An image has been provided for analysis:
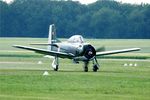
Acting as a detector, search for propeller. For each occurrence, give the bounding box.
[96,46,105,52]
[83,44,96,60]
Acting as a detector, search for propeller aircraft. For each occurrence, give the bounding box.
[13,24,140,72]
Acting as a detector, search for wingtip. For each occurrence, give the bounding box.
[12,45,25,48]
[13,45,20,47]
[135,48,141,51]
[130,48,141,51]
[12,45,17,47]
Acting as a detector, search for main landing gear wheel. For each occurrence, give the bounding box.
[52,56,59,71]
[84,62,89,72]
[84,66,88,72]
[93,64,98,72]
[54,65,58,71]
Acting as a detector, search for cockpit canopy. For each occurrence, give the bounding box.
[68,35,84,43]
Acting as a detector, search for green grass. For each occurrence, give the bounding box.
[0,38,150,100]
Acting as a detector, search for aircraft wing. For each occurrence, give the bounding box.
[13,45,75,59]
[96,48,140,56]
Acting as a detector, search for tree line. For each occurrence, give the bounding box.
[0,0,150,38]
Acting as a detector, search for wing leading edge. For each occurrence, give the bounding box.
[96,48,140,56]
[13,45,75,59]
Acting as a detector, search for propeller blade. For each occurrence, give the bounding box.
[96,46,105,52]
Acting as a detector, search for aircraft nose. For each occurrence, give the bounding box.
[83,45,96,60]
[88,51,93,55]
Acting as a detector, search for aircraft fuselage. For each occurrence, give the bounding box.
[53,42,96,61]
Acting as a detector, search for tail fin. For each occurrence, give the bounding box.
[48,24,59,50]
[48,24,56,44]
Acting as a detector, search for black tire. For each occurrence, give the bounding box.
[54,65,58,71]
[83,62,89,72]
[84,66,88,72]
[93,65,98,72]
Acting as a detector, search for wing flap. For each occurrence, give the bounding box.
[96,48,140,56]
[13,45,75,59]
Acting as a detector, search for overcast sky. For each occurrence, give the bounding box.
[3,0,150,4]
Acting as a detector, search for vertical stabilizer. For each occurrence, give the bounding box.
[48,24,57,50]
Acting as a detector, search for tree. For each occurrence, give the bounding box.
[0,0,150,38]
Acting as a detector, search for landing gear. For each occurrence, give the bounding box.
[92,58,99,72]
[93,64,99,72]
[84,66,88,72]
[54,65,58,71]
[83,59,100,72]
[52,56,59,71]
[83,61,89,72]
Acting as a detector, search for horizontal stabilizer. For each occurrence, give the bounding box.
[30,43,58,47]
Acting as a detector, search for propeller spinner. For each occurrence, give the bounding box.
[83,44,96,60]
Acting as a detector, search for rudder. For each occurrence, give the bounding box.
[48,24,57,50]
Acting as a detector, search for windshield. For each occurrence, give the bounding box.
[68,35,84,43]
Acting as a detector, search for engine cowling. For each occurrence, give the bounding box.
[83,45,96,60]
